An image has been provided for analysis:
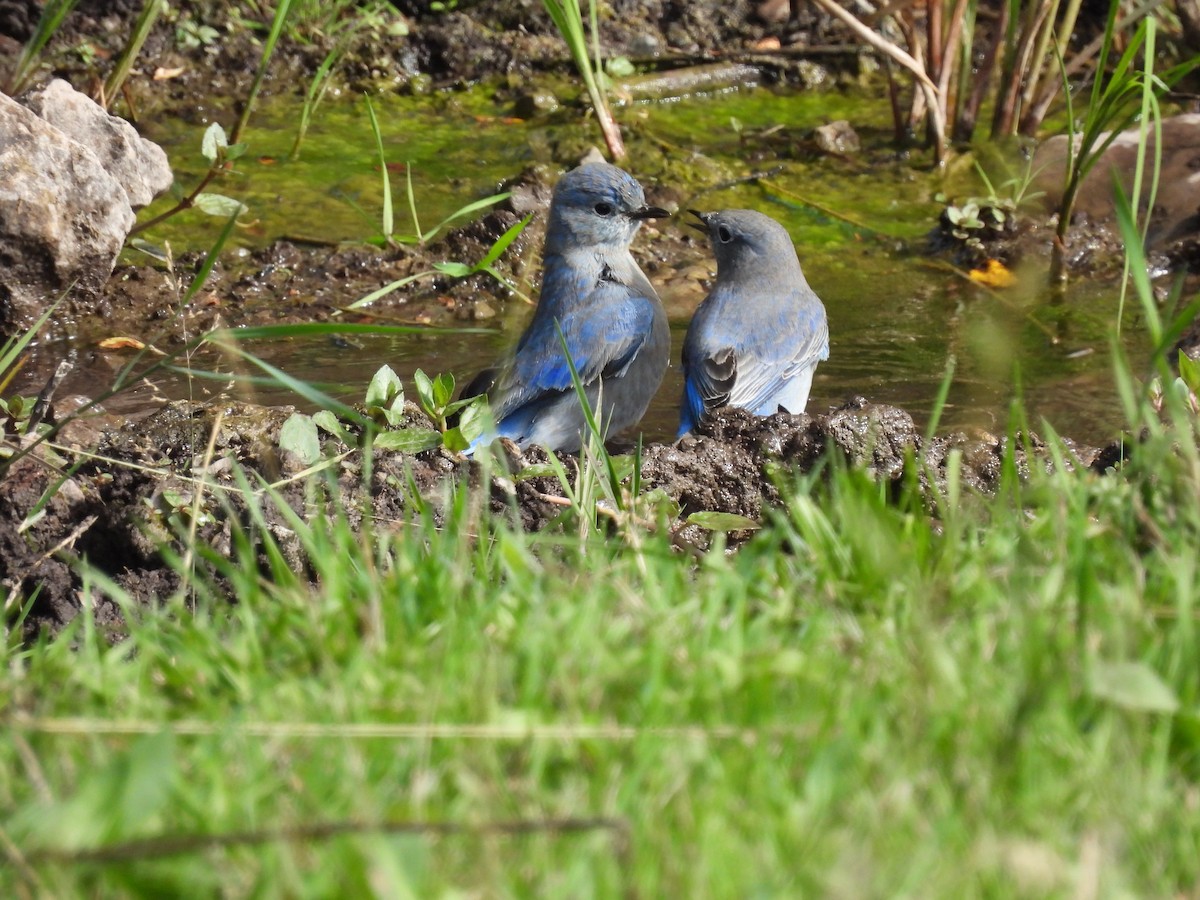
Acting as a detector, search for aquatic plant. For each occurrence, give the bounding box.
[129,123,248,237]
[934,158,1043,261]
[539,0,625,159]
[276,364,487,457]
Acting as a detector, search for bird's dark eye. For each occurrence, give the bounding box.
[717,225,733,243]
[594,202,615,216]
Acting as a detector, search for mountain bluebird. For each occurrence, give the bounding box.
[467,163,669,453]
[678,208,829,437]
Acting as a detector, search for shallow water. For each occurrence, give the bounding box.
[91,85,1155,445]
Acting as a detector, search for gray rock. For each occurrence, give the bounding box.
[0,80,173,334]
[20,79,173,209]
[814,119,861,155]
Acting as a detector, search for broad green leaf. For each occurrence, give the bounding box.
[200,122,228,162]
[279,413,321,465]
[194,193,247,218]
[311,409,352,445]
[442,425,470,452]
[1089,660,1179,714]
[374,428,442,454]
[412,369,435,413]
[365,365,403,409]
[456,400,486,442]
[685,511,762,532]
[442,396,478,417]
[116,731,177,836]
[432,372,455,408]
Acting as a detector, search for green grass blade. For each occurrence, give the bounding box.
[364,96,394,241]
[232,0,294,144]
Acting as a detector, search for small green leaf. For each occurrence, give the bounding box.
[161,489,188,509]
[432,372,455,409]
[685,511,762,532]
[225,142,248,161]
[365,365,403,409]
[374,428,443,453]
[194,193,247,217]
[412,369,435,413]
[201,122,228,162]
[1178,350,1200,394]
[1089,660,1179,714]
[311,409,352,444]
[442,396,478,417]
[606,55,635,78]
[456,400,486,442]
[442,426,470,452]
[279,413,321,465]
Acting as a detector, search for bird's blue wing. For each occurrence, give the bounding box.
[730,304,829,415]
[490,280,660,423]
[680,286,828,434]
[678,342,736,437]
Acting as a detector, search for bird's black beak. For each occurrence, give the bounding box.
[628,204,670,221]
[687,208,711,235]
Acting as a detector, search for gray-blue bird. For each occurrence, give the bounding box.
[679,209,829,437]
[467,163,669,453]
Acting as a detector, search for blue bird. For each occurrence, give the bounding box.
[467,163,670,453]
[678,209,829,437]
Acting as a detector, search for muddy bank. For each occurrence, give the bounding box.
[2,0,854,110]
[2,393,1115,642]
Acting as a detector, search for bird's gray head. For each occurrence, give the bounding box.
[689,208,803,279]
[545,163,667,254]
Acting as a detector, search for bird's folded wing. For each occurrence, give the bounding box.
[491,283,659,419]
[684,345,736,412]
[729,311,829,414]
